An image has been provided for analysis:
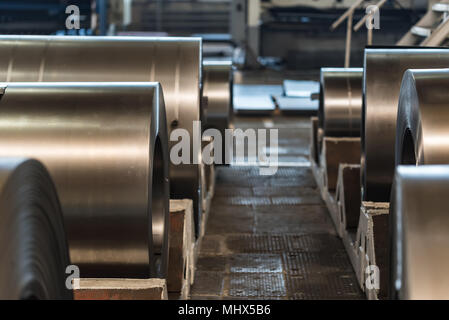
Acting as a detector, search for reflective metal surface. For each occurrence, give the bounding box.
[362,48,449,201]
[0,35,203,234]
[396,69,449,166]
[390,165,449,299]
[0,82,170,279]
[390,69,449,299]
[319,68,363,137]
[0,158,72,299]
[203,61,233,164]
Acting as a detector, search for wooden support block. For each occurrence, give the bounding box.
[309,118,390,300]
[336,164,361,237]
[200,166,215,240]
[201,162,215,214]
[200,135,216,239]
[320,137,360,191]
[354,201,389,300]
[73,278,167,300]
[168,199,195,299]
[310,117,319,164]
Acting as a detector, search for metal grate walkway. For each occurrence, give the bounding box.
[190,115,364,300]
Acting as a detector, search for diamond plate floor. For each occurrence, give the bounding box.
[190,115,364,300]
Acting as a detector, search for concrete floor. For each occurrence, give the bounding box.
[189,115,364,300]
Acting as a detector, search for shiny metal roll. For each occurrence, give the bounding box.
[390,165,449,299]
[396,69,449,166]
[362,48,449,202]
[0,158,72,299]
[0,35,203,235]
[203,61,233,164]
[319,67,363,137]
[0,82,170,279]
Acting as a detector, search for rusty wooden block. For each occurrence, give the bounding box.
[73,278,167,300]
[168,199,195,299]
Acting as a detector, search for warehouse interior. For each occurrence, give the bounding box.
[0,0,448,302]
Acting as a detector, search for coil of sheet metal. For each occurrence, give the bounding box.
[396,69,449,166]
[0,158,72,300]
[0,82,170,279]
[319,67,363,137]
[362,47,449,202]
[203,61,233,164]
[0,35,203,236]
[390,165,449,299]
[390,69,449,299]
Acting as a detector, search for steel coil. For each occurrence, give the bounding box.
[0,158,72,299]
[390,165,449,299]
[319,67,363,137]
[0,35,203,235]
[362,48,449,202]
[390,69,449,299]
[203,61,233,164]
[396,69,449,166]
[0,82,170,279]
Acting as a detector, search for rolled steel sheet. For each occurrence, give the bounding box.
[0,35,203,235]
[390,70,449,299]
[319,67,363,137]
[0,82,170,279]
[396,69,449,166]
[203,61,233,164]
[362,48,449,202]
[0,158,72,299]
[390,165,449,299]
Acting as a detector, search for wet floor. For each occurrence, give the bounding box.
[190,115,364,300]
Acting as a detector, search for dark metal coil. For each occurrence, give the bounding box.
[319,67,363,137]
[0,158,72,300]
[362,48,449,202]
[203,61,233,164]
[0,82,170,279]
[390,69,449,299]
[0,35,203,235]
[390,165,449,299]
[396,69,449,166]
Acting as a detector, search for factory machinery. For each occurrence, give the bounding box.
[315,46,449,299]
[0,35,233,299]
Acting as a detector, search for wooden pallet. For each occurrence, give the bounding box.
[338,201,389,300]
[318,165,389,300]
[353,201,389,300]
[309,118,390,300]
